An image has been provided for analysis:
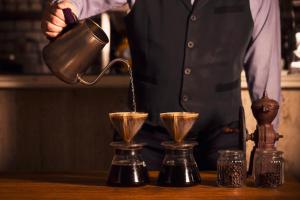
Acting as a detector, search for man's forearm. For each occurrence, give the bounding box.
[67,0,128,19]
[244,0,281,128]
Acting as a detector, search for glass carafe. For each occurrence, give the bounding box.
[217,150,246,187]
[254,150,284,188]
[157,141,201,187]
[106,142,149,186]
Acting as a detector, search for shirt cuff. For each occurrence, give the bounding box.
[68,0,83,18]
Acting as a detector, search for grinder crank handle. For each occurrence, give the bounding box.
[276,132,284,140]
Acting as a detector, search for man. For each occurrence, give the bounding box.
[42,0,281,170]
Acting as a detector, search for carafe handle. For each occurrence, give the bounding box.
[77,58,130,86]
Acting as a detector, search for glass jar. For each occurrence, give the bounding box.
[106,142,149,186]
[254,150,284,188]
[157,141,201,187]
[217,150,246,187]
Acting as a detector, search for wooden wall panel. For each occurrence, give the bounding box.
[0,88,299,172]
[0,91,17,171]
[0,88,128,172]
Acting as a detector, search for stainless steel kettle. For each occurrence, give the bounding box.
[42,8,129,85]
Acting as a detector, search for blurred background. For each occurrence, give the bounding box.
[0,0,299,180]
[0,0,131,75]
[1,0,300,74]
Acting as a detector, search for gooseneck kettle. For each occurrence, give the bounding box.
[43,8,129,85]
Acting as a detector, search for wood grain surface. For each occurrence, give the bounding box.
[0,172,299,200]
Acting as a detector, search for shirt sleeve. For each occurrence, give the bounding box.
[245,0,281,127]
[68,0,129,19]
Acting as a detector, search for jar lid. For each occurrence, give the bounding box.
[256,149,284,156]
[218,150,244,155]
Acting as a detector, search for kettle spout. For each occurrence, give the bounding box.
[77,58,131,86]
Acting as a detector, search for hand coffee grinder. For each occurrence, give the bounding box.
[247,91,283,175]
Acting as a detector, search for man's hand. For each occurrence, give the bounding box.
[41,1,78,38]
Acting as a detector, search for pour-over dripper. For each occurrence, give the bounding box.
[109,112,148,144]
[107,112,149,187]
[158,112,201,187]
[160,112,199,143]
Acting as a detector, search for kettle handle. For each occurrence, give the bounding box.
[46,8,78,41]
[76,58,131,86]
[62,8,78,25]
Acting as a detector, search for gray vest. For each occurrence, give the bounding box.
[125,0,253,133]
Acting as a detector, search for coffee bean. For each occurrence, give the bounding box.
[255,162,282,188]
[217,162,246,187]
[256,172,281,187]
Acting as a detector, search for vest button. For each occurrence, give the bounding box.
[187,41,194,48]
[190,15,197,21]
[184,68,191,75]
[183,95,189,102]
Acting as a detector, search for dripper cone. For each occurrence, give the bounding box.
[109,112,148,144]
[160,112,199,143]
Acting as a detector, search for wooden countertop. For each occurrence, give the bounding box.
[0,172,299,200]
